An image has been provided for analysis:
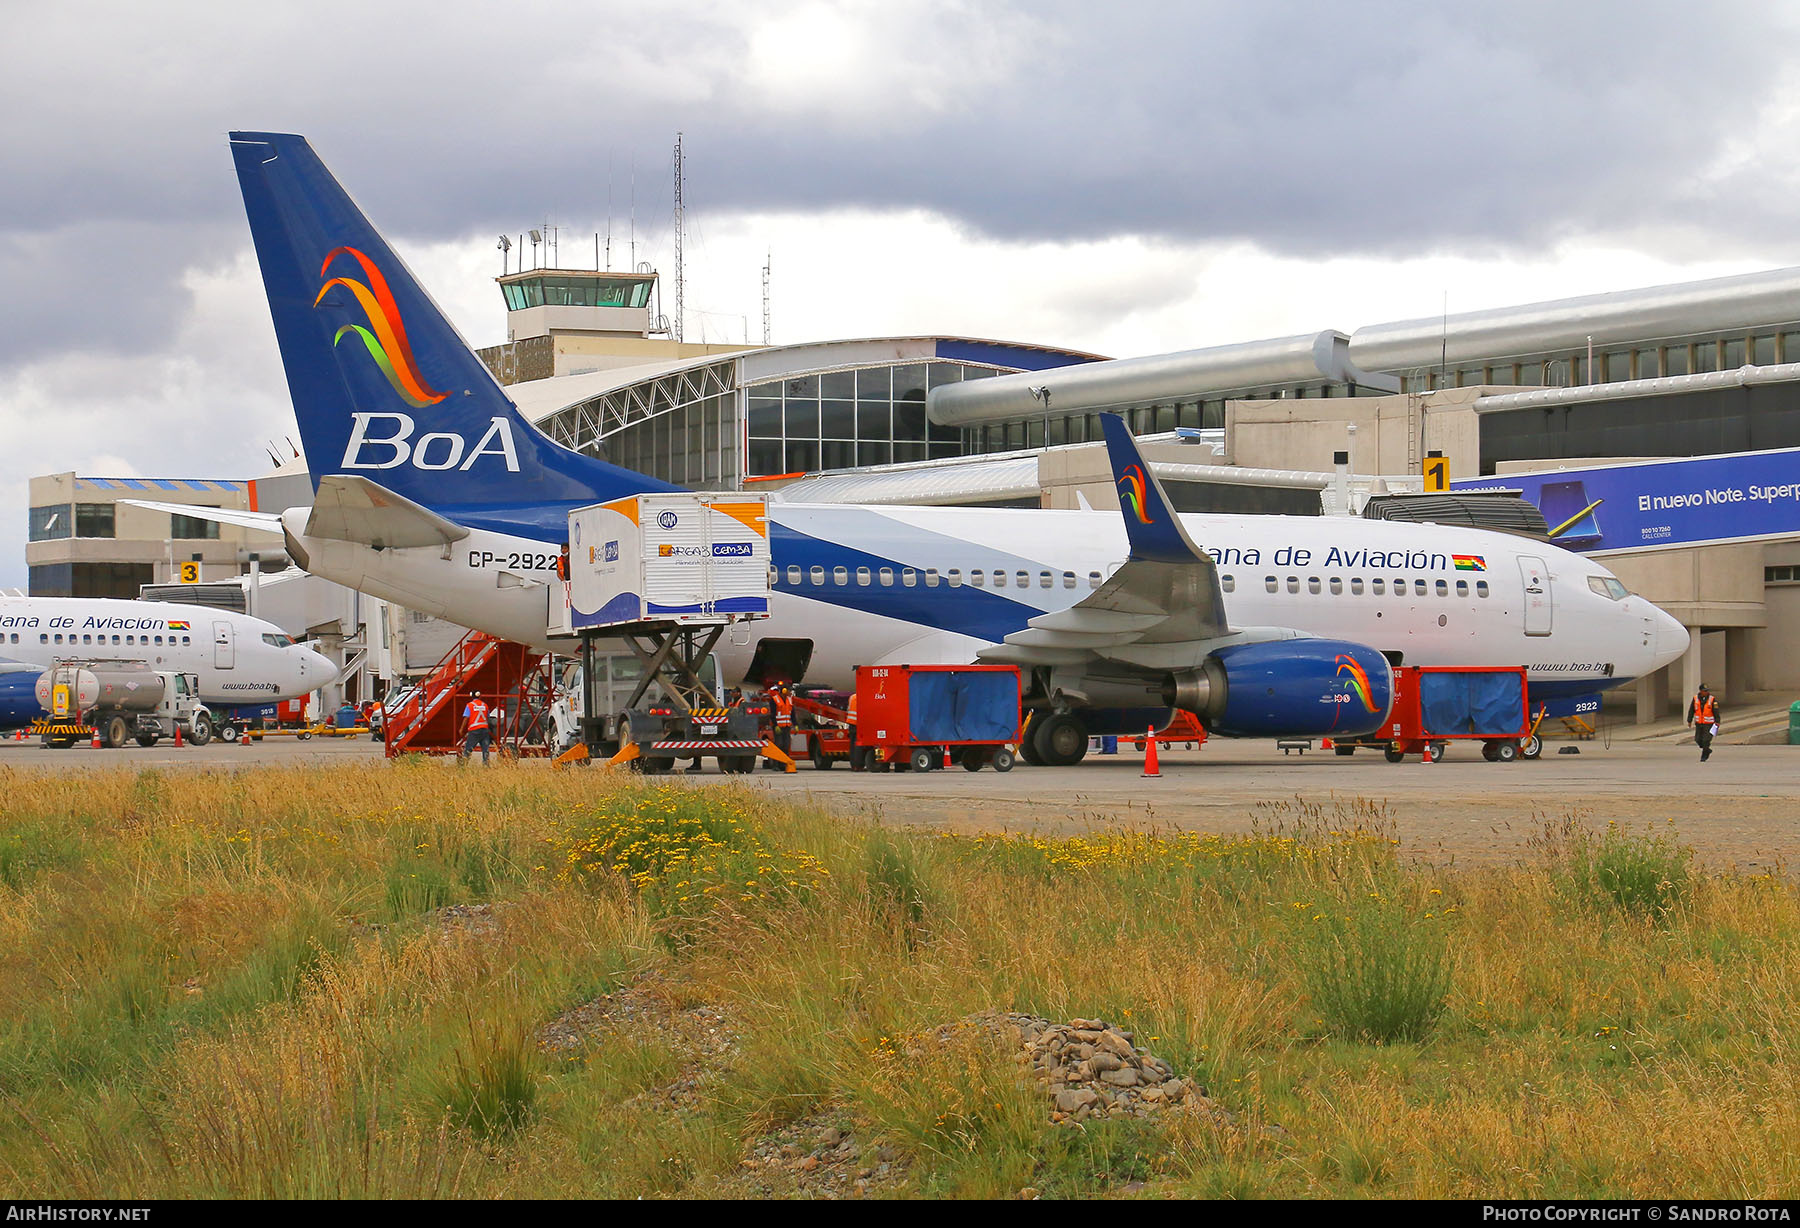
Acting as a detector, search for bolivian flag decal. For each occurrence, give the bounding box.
[1451,555,1486,572]
[167,620,191,631]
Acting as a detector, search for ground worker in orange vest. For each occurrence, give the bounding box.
[766,684,794,772]
[1686,683,1721,762]
[846,688,868,771]
[461,695,492,766]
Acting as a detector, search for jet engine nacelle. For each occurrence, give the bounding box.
[1162,639,1394,738]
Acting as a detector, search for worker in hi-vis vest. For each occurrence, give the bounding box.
[1686,683,1721,762]
[461,695,492,766]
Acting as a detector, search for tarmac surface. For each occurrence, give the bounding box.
[2,733,1795,874]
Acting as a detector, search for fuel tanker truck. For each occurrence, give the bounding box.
[34,662,213,748]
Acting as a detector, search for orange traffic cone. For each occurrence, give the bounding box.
[174,721,183,748]
[1420,742,1432,766]
[1141,726,1161,778]
[13,728,22,742]
[1321,737,1335,750]
[90,726,102,749]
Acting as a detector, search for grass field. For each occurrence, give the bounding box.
[0,761,1795,1199]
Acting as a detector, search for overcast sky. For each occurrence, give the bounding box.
[4,0,1799,588]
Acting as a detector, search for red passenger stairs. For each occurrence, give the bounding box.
[384,631,556,758]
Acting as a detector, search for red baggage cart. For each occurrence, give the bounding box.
[854,664,1021,772]
[1342,665,1530,763]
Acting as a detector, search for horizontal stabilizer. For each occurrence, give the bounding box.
[119,500,284,534]
[305,475,470,549]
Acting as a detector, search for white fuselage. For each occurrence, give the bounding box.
[282,503,1688,699]
[0,597,335,705]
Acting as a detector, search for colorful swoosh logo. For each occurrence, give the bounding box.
[1335,654,1379,713]
[314,246,447,408]
[1117,464,1153,524]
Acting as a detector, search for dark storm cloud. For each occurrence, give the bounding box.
[0,0,1791,364]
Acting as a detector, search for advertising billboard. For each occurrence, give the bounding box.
[1455,447,1800,555]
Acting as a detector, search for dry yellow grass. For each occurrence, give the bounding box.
[0,762,1796,1198]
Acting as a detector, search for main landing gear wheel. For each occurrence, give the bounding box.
[1030,713,1089,767]
[1519,734,1543,760]
[1018,719,1044,766]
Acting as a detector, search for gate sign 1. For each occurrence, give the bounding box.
[1455,446,1800,554]
[1423,456,1450,493]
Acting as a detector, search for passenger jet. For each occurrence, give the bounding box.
[128,131,1689,765]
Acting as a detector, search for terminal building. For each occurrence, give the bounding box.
[27,258,1800,724]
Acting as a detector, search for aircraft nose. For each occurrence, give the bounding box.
[1653,607,1690,673]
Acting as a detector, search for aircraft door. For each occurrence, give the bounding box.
[1518,556,1552,637]
[213,621,236,668]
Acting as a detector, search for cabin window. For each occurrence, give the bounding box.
[856,567,871,586]
[1088,571,1102,588]
[1286,577,1299,594]
[1350,578,1364,595]
[54,634,63,644]
[154,636,163,645]
[182,636,191,644]
[948,569,962,586]
[1329,578,1342,595]
[878,568,894,586]
[925,568,940,587]
[1062,571,1076,589]
[809,566,824,585]
[1371,579,1384,595]
[1222,575,1235,593]
[1414,579,1427,596]
[1435,579,1448,596]
[1039,571,1052,589]
[993,570,1007,587]
[1307,577,1321,595]
[1017,570,1030,588]
[833,566,848,585]
[82,635,92,645]
[1265,576,1278,593]
[970,570,985,587]
[783,566,798,584]
[901,569,916,587]
[1477,580,1490,597]
[40,634,48,644]
[1456,579,1468,597]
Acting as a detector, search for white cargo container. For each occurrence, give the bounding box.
[564,493,771,632]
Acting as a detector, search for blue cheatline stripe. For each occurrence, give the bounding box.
[1527,677,1634,703]
[768,522,1040,643]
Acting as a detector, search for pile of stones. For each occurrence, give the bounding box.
[959,1011,1215,1125]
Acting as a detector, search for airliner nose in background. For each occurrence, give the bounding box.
[0,596,333,709]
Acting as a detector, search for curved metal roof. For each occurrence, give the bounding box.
[926,331,1397,427]
[1349,265,1800,371]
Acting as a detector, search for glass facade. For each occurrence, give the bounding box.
[28,505,70,541]
[1400,328,1796,393]
[501,275,653,311]
[744,361,969,477]
[29,562,153,599]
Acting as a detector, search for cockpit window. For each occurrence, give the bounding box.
[261,633,295,647]
[1587,576,1630,601]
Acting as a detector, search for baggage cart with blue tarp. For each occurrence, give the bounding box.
[1338,665,1530,763]
[854,664,1021,772]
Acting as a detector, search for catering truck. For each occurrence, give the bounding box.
[34,661,213,748]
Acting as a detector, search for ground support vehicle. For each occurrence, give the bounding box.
[852,664,1021,772]
[33,661,212,748]
[1128,710,1210,755]
[558,491,781,774]
[1334,665,1529,764]
[783,689,857,769]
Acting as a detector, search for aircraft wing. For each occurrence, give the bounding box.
[119,500,285,534]
[979,413,1229,670]
[305,474,469,549]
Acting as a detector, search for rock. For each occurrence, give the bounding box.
[1140,1087,1164,1103]
[1019,1187,1040,1200]
[1099,1067,1140,1087]
[1089,1051,1124,1073]
[1097,1031,1135,1058]
[818,1126,845,1147]
[1071,1029,1104,1043]
[798,1156,819,1173]
[1055,1087,1100,1112]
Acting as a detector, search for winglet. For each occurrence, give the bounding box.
[1098,413,1210,563]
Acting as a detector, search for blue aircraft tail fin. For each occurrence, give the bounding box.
[229,132,672,535]
[1097,413,1210,563]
